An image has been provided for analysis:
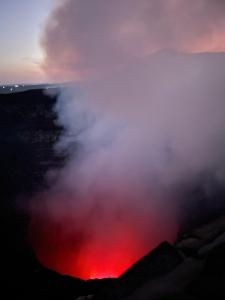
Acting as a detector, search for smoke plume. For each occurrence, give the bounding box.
[42,0,225,81]
[30,1,225,279]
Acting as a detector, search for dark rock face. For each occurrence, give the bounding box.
[94,242,184,300]
[194,242,225,299]
[0,89,62,239]
[0,89,65,298]
[0,88,62,197]
[91,215,225,300]
[120,241,183,283]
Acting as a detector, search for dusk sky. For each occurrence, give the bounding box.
[1,0,225,84]
[0,0,53,84]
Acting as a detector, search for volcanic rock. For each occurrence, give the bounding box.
[93,242,184,299]
[91,214,225,300]
[121,214,225,300]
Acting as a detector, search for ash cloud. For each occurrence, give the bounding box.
[30,0,225,279]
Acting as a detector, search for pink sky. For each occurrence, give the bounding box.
[41,0,225,82]
[1,0,225,84]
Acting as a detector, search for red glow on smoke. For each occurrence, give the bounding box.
[29,194,177,280]
[31,219,141,279]
[72,227,143,279]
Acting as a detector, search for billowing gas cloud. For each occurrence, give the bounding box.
[30,1,225,280]
[42,0,225,80]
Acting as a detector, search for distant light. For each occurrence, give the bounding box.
[14,84,19,88]
[2,86,5,89]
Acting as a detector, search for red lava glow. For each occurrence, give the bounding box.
[29,192,177,280]
[29,211,176,280]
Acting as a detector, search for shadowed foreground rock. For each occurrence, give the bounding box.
[93,242,184,300]
[89,215,225,300]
